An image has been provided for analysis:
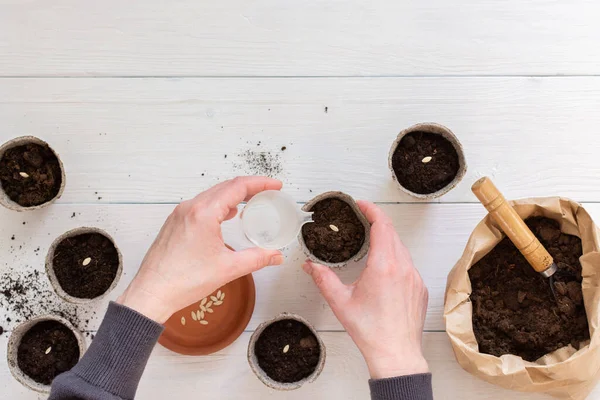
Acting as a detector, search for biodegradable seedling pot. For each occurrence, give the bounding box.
[7,315,85,393]
[0,136,66,211]
[248,313,326,391]
[388,122,467,199]
[46,227,123,304]
[299,191,370,267]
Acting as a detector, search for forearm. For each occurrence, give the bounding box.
[49,302,164,400]
[370,373,433,400]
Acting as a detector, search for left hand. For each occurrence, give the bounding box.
[117,176,285,323]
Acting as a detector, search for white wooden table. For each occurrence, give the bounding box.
[2,1,600,398]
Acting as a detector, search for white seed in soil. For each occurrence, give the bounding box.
[201,298,207,306]
[421,156,433,163]
[329,224,339,232]
[181,316,186,326]
[210,296,218,302]
[283,344,290,354]
[45,347,52,354]
[206,308,214,313]
[191,311,198,321]
[213,300,223,306]
[82,257,92,266]
[19,172,30,178]
[199,320,209,325]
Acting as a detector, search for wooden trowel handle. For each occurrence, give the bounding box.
[471,177,554,274]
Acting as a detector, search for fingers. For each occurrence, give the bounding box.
[356,200,412,272]
[302,260,351,309]
[209,176,283,222]
[224,207,238,221]
[228,248,284,278]
[356,200,397,256]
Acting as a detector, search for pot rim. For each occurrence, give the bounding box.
[298,191,371,267]
[0,136,66,212]
[247,312,326,391]
[388,122,467,200]
[45,227,123,304]
[7,314,86,394]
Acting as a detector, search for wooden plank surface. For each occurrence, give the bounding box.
[1,332,575,400]
[0,203,490,333]
[3,77,600,203]
[1,0,600,77]
[2,202,599,335]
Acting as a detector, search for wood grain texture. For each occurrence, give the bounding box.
[1,0,600,76]
[0,203,487,333]
[2,202,599,335]
[3,77,600,203]
[1,332,578,400]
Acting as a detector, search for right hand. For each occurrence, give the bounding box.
[302,200,429,379]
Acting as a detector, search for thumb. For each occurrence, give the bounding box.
[302,260,350,309]
[229,248,284,277]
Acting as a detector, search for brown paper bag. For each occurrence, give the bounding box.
[444,197,600,399]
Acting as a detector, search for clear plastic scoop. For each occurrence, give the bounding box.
[241,190,313,249]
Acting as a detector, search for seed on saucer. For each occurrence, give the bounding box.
[181,316,186,326]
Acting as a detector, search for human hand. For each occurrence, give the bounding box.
[117,176,285,324]
[302,200,429,379]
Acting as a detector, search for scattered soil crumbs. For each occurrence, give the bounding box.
[391,131,459,194]
[255,319,320,383]
[17,320,79,385]
[0,326,3,336]
[237,149,283,178]
[469,217,589,362]
[0,143,62,207]
[0,268,90,328]
[53,233,119,299]
[302,198,365,263]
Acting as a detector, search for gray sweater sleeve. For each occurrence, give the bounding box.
[49,301,164,400]
[50,301,432,400]
[370,373,433,400]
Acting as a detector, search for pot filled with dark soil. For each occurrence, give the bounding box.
[248,313,325,390]
[7,315,85,393]
[389,123,467,199]
[299,191,370,267]
[0,136,66,211]
[444,198,600,399]
[46,227,123,304]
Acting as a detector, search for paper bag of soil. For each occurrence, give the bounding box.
[444,197,600,399]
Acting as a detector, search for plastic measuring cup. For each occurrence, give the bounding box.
[241,191,313,249]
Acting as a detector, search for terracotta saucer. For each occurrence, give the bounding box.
[158,274,256,355]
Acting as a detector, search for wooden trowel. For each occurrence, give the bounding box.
[471,177,558,298]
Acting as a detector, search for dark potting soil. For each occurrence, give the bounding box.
[469,217,589,362]
[17,320,79,385]
[391,131,460,195]
[302,198,365,264]
[255,319,321,383]
[0,143,62,207]
[53,233,119,299]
